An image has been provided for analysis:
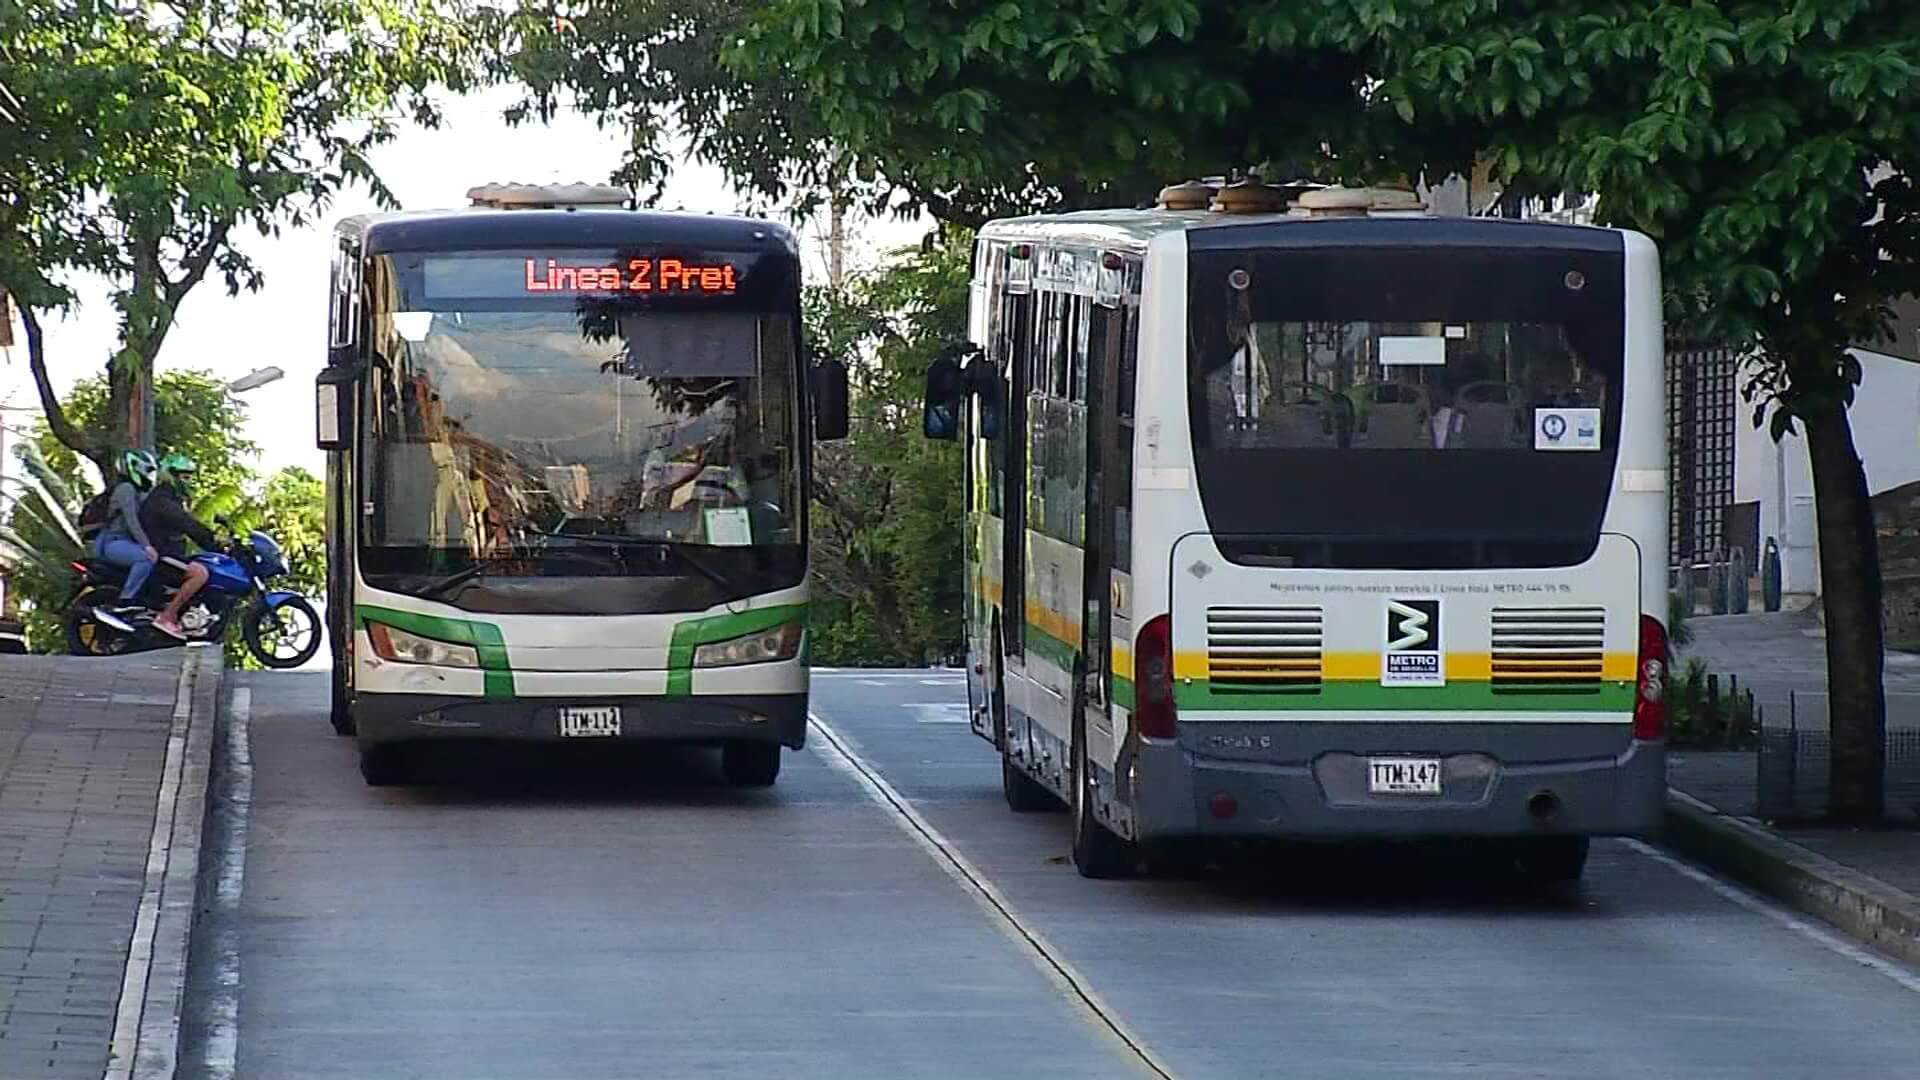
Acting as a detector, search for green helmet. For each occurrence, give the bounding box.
[157,452,198,486]
[119,449,159,491]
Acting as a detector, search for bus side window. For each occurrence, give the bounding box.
[1113,302,1138,574]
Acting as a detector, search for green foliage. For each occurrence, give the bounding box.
[1667,657,1761,750]
[806,232,971,666]
[0,0,485,464]
[487,1,854,212]
[0,371,324,665]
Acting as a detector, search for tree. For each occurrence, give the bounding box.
[1,0,482,475]
[1348,1,1920,822]
[734,0,1919,820]
[803,232,970,666]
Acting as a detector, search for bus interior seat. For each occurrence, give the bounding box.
[1456,381,1529,448]
[1354,382,1429,448]
[1255,383,1348,447]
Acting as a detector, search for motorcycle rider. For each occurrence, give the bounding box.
[139,453,220,639]
[92,449,162,614]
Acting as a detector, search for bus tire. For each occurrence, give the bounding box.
[1070,721,1136,879]
[722,742,781,787]
[1515,836,1589,884]
[1002,752,1056,812]
[329,655,355,736]
[359,744,413,787]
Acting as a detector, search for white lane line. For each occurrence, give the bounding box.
[1623,839,1920,995]
[808,712,1174,1080]
[197,687,254,1079]
[107,652,198,1080]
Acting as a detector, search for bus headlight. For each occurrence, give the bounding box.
[367,622,480,668]
[693,622,804,668]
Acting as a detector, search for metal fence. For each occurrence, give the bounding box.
[1755,691,1920,822]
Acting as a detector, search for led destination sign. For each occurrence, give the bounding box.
[524,257,738,295]
[419,252,749,300]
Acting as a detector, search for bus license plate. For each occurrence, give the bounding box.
[1367,757,1442,795]
[559,706,621,738]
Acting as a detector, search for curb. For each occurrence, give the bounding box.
[104,645,225,1080]
[1663,787,1920,970]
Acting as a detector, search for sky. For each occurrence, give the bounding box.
[0,86,930,483]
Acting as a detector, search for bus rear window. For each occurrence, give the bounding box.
[1184,243,1627,570]
[1191,321,1606,452]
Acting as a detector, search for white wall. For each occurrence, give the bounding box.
[1736,347,1920,593]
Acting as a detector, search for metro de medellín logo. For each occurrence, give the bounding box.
[1383,598,1444,687]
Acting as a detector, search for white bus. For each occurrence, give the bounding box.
[923,183,1669,880]
[316,183,846,786]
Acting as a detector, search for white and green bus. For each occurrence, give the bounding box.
[316,183,846,786]
[924,184,1669,880]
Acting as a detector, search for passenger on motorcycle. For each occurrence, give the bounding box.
[93,449,162,614]
[140,453,220,640]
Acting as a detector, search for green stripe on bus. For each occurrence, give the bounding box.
[1021,621,1079,671]
[1111,673,1136,710]
[666,603,810,697]
[1173,680,1636,713]
[355,605,514,699]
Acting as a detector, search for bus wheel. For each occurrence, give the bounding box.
[722,742,781,787]
[1514,836,1589,885]
[359,744,413,787]
[329,656,355,737]
[1070,725,1136,879]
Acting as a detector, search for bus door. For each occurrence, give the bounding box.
[996,251,1033,675]
[1080,258,1138,772]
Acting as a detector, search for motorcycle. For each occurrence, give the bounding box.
[64,523,323,668]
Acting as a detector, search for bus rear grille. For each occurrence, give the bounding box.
[1490,606,1606,693]
[1206,606,1322,691]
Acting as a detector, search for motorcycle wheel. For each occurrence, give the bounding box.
[243,596,324,669]
[65,589,131,657]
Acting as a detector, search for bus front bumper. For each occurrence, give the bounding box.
[353,692,808,750]
[1128,727,1664,841]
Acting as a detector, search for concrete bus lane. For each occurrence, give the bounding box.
[181,672,1154,1080]
[810,669,1920,1080]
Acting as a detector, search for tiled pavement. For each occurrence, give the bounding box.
[0,655,188,1080]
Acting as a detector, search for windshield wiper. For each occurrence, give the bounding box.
[548,533,740,593]
[416,563,485,602]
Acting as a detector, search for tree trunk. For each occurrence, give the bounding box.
[1802,401,1886,823]
[17,305,113,479]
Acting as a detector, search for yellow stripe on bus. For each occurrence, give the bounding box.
[1172,652,1638,682]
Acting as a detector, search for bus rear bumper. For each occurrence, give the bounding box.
[1129,737,1664,841]
[353,691,809,750]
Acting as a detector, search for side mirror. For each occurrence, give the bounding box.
[966,359,1003,441]
[812,357,850,441]
[922,351,965,441]
[314,364,358,451]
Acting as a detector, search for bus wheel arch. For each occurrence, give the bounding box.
[1070,707,1136,878]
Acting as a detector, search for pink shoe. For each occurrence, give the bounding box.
[153,618,187,640]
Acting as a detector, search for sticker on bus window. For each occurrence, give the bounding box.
[1534,407,1601,451]
[703,507,753,546]
[1379,336,1446,366]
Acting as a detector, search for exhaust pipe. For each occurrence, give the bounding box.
[1526,790,1562,823]
[92,608,138,634]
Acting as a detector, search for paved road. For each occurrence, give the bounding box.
[186,669,1920,1079]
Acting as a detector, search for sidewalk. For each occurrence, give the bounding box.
[1667,611,1920,967]
[0,649,220,1080]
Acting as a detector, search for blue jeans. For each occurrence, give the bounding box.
[94,535,155,602]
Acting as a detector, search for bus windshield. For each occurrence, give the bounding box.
[357,248,803,603]
[1186,243,1625,569]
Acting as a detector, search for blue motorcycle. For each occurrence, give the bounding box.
[65,524,323,668]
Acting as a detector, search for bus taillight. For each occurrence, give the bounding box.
[1634,614,1668,740]
[1135,614,1177,739]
